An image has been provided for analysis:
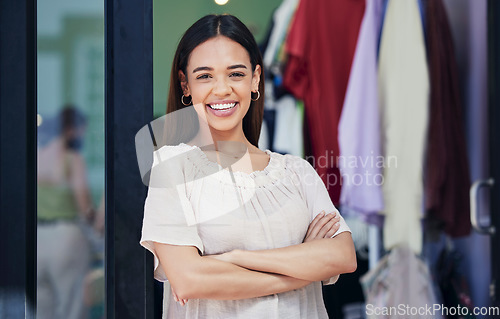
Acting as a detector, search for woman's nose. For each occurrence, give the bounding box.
[212,78,232,96]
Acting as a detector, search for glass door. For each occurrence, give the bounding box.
[36,1,105,318]
[0,1,154,318]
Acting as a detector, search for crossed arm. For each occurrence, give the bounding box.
[154,211,356,303]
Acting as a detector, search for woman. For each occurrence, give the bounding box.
[140,14,356,318]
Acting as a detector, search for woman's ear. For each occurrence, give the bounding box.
[178,70,190,96]
[252,65,261,92]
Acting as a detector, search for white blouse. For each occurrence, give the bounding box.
[140,143,351,319]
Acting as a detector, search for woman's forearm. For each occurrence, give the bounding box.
[221,232,357,282]
[154,243,311,301]
[185,257,311,300]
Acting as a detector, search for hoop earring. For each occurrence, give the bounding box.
[251,90,260,101]
[181,94,192,106]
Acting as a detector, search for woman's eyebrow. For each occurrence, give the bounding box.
[192,66,213,73]
[227,64,247,70]
[192,64,247,73]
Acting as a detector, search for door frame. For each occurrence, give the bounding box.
[488,0,500,307]
[0,0,37,317]
[105,0,156,318]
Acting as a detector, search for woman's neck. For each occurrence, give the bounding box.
[190,121,253,152]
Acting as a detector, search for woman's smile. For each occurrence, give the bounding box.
[206,100,239,117]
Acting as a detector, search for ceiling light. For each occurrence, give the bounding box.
[215,0,229,5]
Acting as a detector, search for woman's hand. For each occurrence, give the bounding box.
[303,211,341,243]
[171,285,188,306]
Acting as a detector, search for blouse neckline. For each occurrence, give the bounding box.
[178,142,286,188]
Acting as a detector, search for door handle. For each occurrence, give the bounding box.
[470,178,495,235]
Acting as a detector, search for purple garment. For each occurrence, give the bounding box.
[338,0,385,225]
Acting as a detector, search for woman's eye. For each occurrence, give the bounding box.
[196,74,211,80]
[229,72,245,78]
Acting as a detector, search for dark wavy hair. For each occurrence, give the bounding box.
[163,14,265,147]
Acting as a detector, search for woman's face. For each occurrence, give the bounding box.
[180,36,261,136]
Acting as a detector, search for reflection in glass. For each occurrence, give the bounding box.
[37,1,104,318]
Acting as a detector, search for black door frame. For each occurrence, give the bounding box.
[488,0,500,307]
[105,0,156,318]
[0,0,37,317]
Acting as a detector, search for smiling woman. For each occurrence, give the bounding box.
[139,14,356,319]
[181,36,261,136]
[164,14,265,149]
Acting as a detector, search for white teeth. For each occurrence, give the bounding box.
[209,103,236,110]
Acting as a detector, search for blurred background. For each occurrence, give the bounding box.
[37,0,105,318]
[1,0,499,318]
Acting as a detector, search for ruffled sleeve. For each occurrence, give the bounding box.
[288,155,351,235]
[140,145,204,282]
[286,155,352,285]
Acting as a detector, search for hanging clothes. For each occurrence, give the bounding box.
[338,0,385,224]
[376,0,389,57]
[360,245,443,319]
[283,0,365,205]
[423,0,471,239]
[378,0,429,254]
[258,119,270,151]
[273,95,304,157]
[262,108,276,151]
[263,0,299,70]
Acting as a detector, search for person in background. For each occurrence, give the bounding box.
[37,106,94,319]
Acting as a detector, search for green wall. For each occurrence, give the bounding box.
[153,0,282,117]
